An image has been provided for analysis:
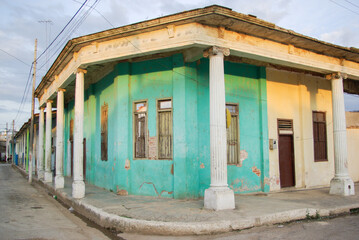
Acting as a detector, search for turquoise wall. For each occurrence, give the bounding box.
[63,54,269,198]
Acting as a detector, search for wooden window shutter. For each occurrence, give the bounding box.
[158,99,173,159]
[312,111,327,162]
[101,103,108,161]
[134,101,147,158]
[226,104,239,164]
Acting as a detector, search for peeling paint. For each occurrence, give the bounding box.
[124,159,130,170]
[264,176,280,187]
[252,166,261,176]
[200,163,205,169]
[139,182,173,196]
[229,178,260,192]
[238,150,248,167]
[170,164,174,175]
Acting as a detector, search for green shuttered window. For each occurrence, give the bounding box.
[134,101,147,158]
[157,99,173,159]
[226,103,240,164]
[101,103,108,161]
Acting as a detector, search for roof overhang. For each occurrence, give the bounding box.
[34,5,359,107]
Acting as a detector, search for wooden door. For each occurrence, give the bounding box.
[278,134,295,188]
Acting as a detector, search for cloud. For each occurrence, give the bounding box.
[320,27,359,48]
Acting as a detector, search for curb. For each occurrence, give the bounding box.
[12,164,359,235]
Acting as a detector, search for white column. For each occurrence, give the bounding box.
[72,68,86,199]
[328,73,355,196]
[203,46,235,210]
[55,89,65,189]
[37,107,45,179]
[44,100,53,182]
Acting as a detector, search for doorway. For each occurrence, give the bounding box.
[277,119,295,188]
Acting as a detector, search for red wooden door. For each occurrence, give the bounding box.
[278,134,295,188]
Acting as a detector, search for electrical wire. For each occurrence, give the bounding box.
[71,0,114,28]
[37,0,100,71]
[36,0,89,62]
[0,48,31,67]
[13,63,33,122]
[329,0,359,15]
[344,0,359,9]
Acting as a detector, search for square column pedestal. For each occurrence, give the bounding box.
[330,177,354,196]
[204,187,235,210]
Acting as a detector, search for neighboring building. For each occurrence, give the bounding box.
[15,112,56,174]
[32,5,358,210]
[346,111,359,183]
[0,132,8,161]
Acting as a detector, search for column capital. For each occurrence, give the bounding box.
[325,72,348,80]
[57,88,66,93]
[203,46,230,58]
[75,68,87,75]
[47,100,53,104]
[40,106,45,110]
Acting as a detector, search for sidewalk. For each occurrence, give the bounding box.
[13,165,359,236]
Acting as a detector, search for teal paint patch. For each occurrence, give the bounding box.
[62,54,268,198]
[197,58,211,196]
[224,61,269,194]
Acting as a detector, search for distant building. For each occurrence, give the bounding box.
[29,5,358,209]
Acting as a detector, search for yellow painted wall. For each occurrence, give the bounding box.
[267,68,334,191]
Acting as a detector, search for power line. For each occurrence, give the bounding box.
[36,0,89,62]
[38,0,101,71]
[0,48,31,67]
[329,0,359,16]
[71,0,114,28]
[345,0,359,9]
[13,63,33,123]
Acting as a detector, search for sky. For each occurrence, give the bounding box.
[1,0,359,131]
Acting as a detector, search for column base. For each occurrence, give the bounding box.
[204,187,235,210]
[37,169,44,180]
[54,175,64,189]
[72,180,85,199]
[329,177,355,196]
[43,171,53,183]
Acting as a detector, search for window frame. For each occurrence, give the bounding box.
[133,100,148,159]
[101,102,108,161]
[226,103,240,165]
[312,111,328,162]
[156,98,173,160]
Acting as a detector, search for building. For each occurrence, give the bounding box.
[15,113,56,174]
[32,5,358,210]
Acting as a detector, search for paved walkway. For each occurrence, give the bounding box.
[13,165,359,235]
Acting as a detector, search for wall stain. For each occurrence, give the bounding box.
[116,186,128,196]
[170,164,174,175]
[252,166,261,177]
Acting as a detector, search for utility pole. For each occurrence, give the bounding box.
[12,120,14,164]
[5,123,8,163]
[29,39,37,183]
